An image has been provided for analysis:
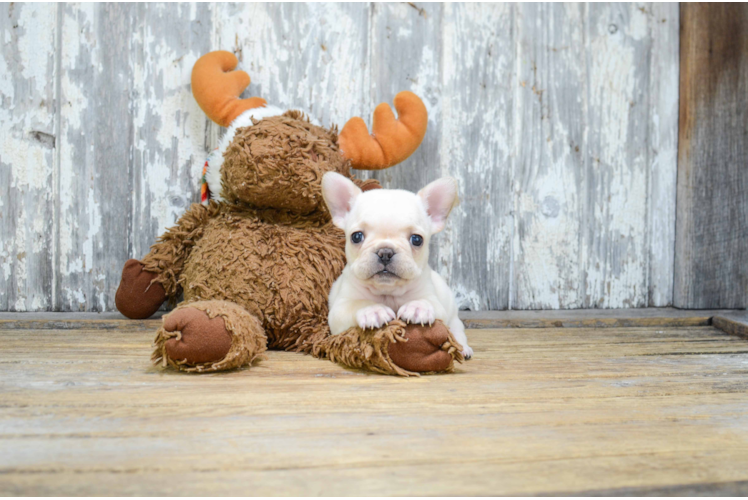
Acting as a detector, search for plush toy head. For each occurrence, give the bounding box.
[191,51,429,213]
[222,112,348,213]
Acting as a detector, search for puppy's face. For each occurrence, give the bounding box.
[322,173,458,292]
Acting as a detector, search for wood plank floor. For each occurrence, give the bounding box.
[2,319,748,495]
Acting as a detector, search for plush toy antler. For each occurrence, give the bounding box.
[191,51,266,127]
[339,91,428,170]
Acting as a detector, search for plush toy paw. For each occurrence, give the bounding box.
[115,259,166,319]
[162,307,233,364]
[152,300,267,373]
[388,321,463,373]
[320,319,463,376]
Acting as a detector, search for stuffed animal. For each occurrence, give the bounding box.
[115,51,464,376]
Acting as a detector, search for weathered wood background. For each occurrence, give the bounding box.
[0,3,687,311]
[675,3,748,309]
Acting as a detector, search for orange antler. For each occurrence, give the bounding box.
[191,51,266,127]
[339,91,428,170]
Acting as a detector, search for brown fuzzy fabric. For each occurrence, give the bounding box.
[178,202,345,353]
[141,202,220,301]
[316,319,464,377]
[222,112,350,214]
[138,114,379,308]
[152,300,267,373]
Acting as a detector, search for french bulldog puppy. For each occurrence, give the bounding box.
[321,173,473,359]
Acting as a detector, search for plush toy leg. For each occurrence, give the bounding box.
[316,320,464,377]
[115,259,167,319]
[152,300,267,373]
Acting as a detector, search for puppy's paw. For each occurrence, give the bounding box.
[356,304,396,330]
[461,345,474,360]
[397,300,436,326]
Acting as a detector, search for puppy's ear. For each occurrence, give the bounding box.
[417,177,459,233]
[321,172,362,229]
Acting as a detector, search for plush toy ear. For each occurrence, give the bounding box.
[417,177,459,234]
[321,172,362,229]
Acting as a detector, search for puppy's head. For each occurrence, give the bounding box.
[322,172,458,291]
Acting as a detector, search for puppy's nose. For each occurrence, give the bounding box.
[377,247,395,265]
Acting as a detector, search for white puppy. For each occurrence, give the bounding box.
[321,173,472,359]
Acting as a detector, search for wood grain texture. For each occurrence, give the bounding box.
[214,3,370,131]
[712,311,748,340]
[56,4,213,312]
[572,480,748,497]
[512,3,588,309]
[437,3,515,310]
[56,3,137,311]
[585,3,674,309]
[0,3,681,311]
[674,3,748,309]
[2,320,748,495]
[512,3,679,309]
[647,3,680,307]
[129,4,215,262]
[0,3,58,311]
[459,307,732,329]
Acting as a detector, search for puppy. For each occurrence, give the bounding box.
[321,173,472,359]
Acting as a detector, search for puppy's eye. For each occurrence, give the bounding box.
[351,231,364,244]
[410,234,424,247]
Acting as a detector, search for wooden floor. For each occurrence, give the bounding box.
[3,316,748,496]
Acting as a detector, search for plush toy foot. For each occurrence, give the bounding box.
[388,322,463,373]
[115,259,167,319]
[319,320,464,376]
[152,300,267,373]
[162,307,233,364]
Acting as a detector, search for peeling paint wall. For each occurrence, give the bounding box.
[0,3,679,311]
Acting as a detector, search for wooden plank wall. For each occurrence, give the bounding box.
[675,3,748,309]
[0,3,680,312]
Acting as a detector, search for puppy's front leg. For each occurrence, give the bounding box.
[397,298,445,326]
[448,316,473,360]
[329,300,396,335]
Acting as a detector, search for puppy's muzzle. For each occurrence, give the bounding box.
[371,247,400,278]
[377,247,395,265]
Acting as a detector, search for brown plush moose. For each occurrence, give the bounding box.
[115,51,464,376]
